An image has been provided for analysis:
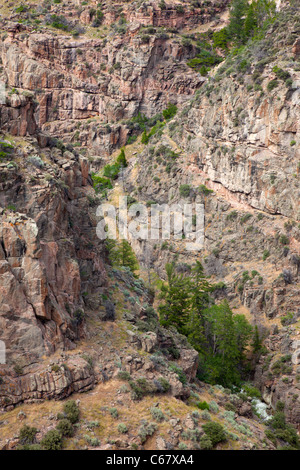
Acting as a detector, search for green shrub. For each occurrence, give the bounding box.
[162,103,177,120]
[15,5,26,13]
[199,434,213,450]
[117,370,131,381]
[129,377,156,400]
[19,425,38,445]
[27,155,44,169]
[168,364,187,384]
[267,411,300,449]
[263,249,270,260]
[109,408,119,419]
[209,401,219,414]
[281,312,295,326]
[138,421,157,443]
[63,400,80,424]
[156,377,171,393]
[202,422,227,447]
[267,79,279,91]
[146,200,157,207]
[103,163,121,180]
[272,66,290,82]
[197,401,210,411]
[279,234,289,245]
[84,435,100,447]
[178,442,188,450]
[243,384,261,399]
[240,213,252,224]
[179,184,191,198]
[91,174,112,194]
[41,430,63,450]
[226,210,238,221]
[187,48,223,71]
[276,401,285,412]
[118,423,128,434]
[56,419,74,437]
[201,411,211,421]
[49,14,70,32]
[150,407,165,422]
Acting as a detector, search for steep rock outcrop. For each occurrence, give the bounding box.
[0,131,107,367]
[0,23,203,155]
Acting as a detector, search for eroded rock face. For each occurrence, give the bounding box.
[254,328,300,428]
[0,93,37,137]
[174,79,300,220]
[292,38,300,58]
[0,356,96,409]
[115,0,231,30]
[0,24,203,156]
[0,132,107,368]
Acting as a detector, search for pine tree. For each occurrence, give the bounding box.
[158,263,191,335]
[233,314,253,358]
[244,3,257,38]
[201,301,243,386]
[158,263,253,386]
[106,239,139,276]
[252,0,276,29]
[105,238,118,264]
[187,261,212,353]
[190,261,212,325]
[116,148,128,168]
[116,240,139,275]
[228,0,249,44]
[251,324,263,358]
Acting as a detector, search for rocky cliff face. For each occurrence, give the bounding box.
[118,4,300,427]
[0,0,299,449]
[0,99,107,365]
[0,22,203,156]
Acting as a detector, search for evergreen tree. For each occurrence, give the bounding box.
[158,263,255,387]
[233,314,253,358]
[228,0,249,44]
[190,261,212,325]
[116,148,128,168]
[201,301,241,386]
[252,0,276,29]
[213,27,230,51]
[244,3,257,38]
[105,238,118,264]
[106,238,139,276]
[116,240,139,275]
[187,261,212,353]
[251,324,263,361]
[158,263,191,335]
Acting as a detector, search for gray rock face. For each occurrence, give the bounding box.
[0,135,107,369]
[0,27,203,156]
[140,332,158,353]
[0,356,96,409]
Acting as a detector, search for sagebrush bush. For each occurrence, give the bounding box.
[138,421,157,444]
[199,434,213,450]
[118,423,128,434]
[150,407,165,422]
